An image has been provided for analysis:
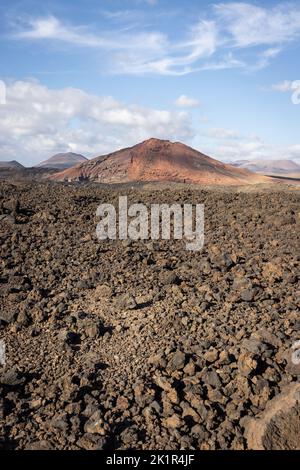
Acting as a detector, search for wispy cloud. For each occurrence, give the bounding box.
[271,80,298,92]
[200,52,245,71]
[14,16,218,76]
[249,47,282,71]
[14,16,166,52]
[114,20,218,75]
[214,2,300,47]
[10,2,300,75]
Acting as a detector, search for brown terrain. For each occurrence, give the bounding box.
[0,174,299,450]
[51,139,269,185]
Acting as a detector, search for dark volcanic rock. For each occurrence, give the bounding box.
[0,179,299,450]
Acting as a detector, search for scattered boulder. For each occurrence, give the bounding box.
[77,434,107,450]
[244,383,300,450]
[170,350,187,371]
[84,411,107,435]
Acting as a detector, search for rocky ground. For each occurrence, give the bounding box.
[0,180,299,450]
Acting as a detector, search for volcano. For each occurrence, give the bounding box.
[0,160,24,169]
[51,139,269,185]
[36,152,87,170]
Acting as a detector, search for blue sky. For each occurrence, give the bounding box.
[0,0,300,165]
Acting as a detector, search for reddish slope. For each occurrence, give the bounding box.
[51,139,269,185]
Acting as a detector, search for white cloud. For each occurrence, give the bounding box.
[208,127,240,139]
[248,47,282,71]
[197,126,300,163]
[14,16,166,52]
[205,135,300,163]
[175,95,200,108]
[0,80,193,166]
[98,20,218,76]
[271,80,298,92]
[200,52,245,71]
[262,47,282,59]
[216,140,266,160]
[13,16,218,76]
[214,2,300,48]
[142,0,157,5]
[11,3,300,75]
[286,144,300,161]
[0,80,298,166]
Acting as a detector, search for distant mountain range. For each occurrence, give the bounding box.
[231,159,300,176]
[0,160,25,169]
[36,152,87,170]
[50,138,269,185]
[2,148,298,184]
